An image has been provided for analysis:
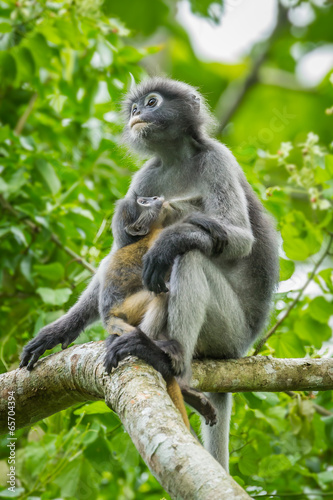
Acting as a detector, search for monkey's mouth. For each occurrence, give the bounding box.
[130,118,149,130]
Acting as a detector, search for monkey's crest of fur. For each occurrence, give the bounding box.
[122,77,216,143]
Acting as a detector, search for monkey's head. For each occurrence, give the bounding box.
[122,77,214,153]
[125,196,165,236]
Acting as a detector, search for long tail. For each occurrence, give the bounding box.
[166,377,190,429]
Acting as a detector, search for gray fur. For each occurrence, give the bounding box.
[117,77,279,470]
[20,78,279,472]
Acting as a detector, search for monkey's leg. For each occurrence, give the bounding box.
[104,292,190,428]
[144,251,249,471]
[140,293,217,426]
[104,329,190,429]
[20,272,101,370]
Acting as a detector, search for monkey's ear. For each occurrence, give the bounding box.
[128,72,136,91]
[125,224,149,237]
[191,94,200,112]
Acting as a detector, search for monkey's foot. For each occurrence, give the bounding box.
[104,329,175,381]
[154,339,185,376]
[180,385,217,426]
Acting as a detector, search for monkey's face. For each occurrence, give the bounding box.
[125,88,199,150]
[137,196,164,210]
[129,93,164,132]
[125,196,165,237]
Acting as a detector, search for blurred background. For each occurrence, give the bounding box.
[0,0,333,498]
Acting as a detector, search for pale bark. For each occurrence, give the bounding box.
[1,344,332,432]
[0,342,250,500]
[191,356,333,392]
[1,343,333,499]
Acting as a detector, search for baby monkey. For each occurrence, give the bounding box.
[103,195,220,428]
[20,194,222,427]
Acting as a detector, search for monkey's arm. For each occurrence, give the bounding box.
[142,219,226,293]
[20,268,101,370]
[206,180,254,260]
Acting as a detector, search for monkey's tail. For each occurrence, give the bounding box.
[166,377,190,429]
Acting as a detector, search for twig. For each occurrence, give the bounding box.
[0,195,96,274]
[215,3,287,134]
[14,92,38,135]
[253,235,333,355]
[285,391,332,417]
[252,493,333,498]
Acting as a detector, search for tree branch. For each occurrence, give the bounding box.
[14,92,38,135]
[1,344,333,434]
[0,342,251,500]
[0,195,96,274]
[215,3,287,134]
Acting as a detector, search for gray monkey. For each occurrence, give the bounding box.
[20,77,279,471]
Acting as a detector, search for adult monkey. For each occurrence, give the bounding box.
[21,78,279,471]
[107,78,279,470]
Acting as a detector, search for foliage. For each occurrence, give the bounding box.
[0,0,333,499]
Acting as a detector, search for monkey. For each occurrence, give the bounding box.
[20,77,279,471]
[103,193,222,429]
[20,193,220,427]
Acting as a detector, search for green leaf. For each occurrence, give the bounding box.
[35,159,61,195]
[0,52,16,83]
[0,487,25,497]
[10,226,28,246]
[19,136,34,151]
[269,332,306,358]
[281,211,323,260]
[73,401,112,415]
[0,22,11,33]
[238,445,260,476]
[259,454,291,479]
[34,262,65,281]
[37,287,72,305]
[307,296,332,324]
[279,258,295,281]
[316,470,333,489]
[325,154,333,176]
[6,168,27,195]
[20,256,34,285]
[189,0,223,23]
[294,315,331,349]
[14,47,35,81]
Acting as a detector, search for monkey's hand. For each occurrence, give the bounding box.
[104,329,180,379]
[183,213,228,255]
[142,247,170,294]
[20,323,71,370]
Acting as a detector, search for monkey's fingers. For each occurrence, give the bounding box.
[105,333,120,348]
[20,344,45,370]
[104,329,175,381]
[180,386,217,426]
[104,333,138,373]
[19,348,33,368]
[20,332,62,369]
[26,348,46,371]
[212,238,228,255]
[143,265,168,294]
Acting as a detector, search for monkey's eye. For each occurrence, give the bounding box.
[132,105,138,116]
[138,198,149,205]
[144,93,163,109]
[147,97,157,107]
